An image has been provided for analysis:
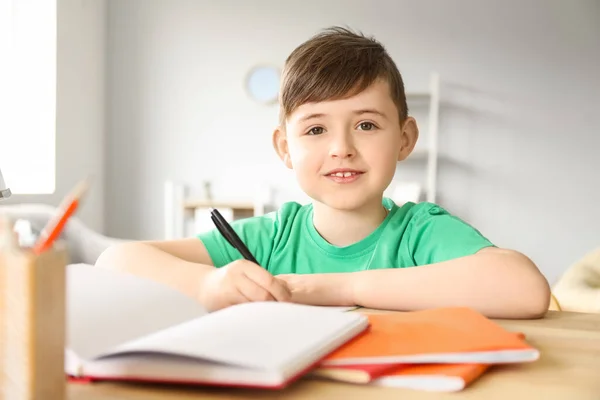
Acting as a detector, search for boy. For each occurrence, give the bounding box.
[96,27,551,319]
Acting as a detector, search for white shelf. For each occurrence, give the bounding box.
[404,72,440,203]
[407,92,430,99]
[406,147,429,160]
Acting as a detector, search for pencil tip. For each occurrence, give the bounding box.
[73,177,92,199]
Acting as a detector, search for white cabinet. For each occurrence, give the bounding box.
[399,72,440,204]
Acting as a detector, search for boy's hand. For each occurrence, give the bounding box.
[276,273,356,307]
[199,259,291,311]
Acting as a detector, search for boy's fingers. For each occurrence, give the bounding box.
[266,279,291,303]
[245,265,291,302]
[237,273,276,302]
[231,286,251,305]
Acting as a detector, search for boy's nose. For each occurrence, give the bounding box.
[329,134,356,159]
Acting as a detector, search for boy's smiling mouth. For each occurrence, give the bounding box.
[324,168,365,184]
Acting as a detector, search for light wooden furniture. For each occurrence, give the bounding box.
[163,181,267,239]
[7,309,593,400]
[183,200,256,220]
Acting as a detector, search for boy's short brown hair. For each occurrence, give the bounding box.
[279,26,408,126]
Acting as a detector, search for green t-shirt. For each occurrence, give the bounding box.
[197,199,495,274]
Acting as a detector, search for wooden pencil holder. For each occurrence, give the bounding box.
[0,239,69,400]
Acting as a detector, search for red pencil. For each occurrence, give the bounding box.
[33,178,90,255]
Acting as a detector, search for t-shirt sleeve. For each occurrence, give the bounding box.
[407,203,495,265]
[197,213,279,268]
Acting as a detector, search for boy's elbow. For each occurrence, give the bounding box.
[95,241,134,270]
[510,250,552,319]
[520,280,551,319]
[95,242,118,268]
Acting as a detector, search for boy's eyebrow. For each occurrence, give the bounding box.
[296,109,387,123]
[297,113,326,123]
[353,109,388,120]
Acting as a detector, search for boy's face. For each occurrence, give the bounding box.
[273,79,418,211]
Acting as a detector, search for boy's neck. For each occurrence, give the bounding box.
[312,198,388,247]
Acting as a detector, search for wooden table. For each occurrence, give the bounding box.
[62,309,600,400]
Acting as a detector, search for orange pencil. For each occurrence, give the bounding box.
[32,178,90,254]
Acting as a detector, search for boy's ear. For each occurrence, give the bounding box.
[397,116,419,161]
[272,127,293,169]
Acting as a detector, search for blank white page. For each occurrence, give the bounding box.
[101,302,368,372]
[66,263,208,360]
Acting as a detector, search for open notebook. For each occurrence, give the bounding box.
[64,264,369,389]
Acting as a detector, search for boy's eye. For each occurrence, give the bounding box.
[307,127,324,135]
[357,122,376,131]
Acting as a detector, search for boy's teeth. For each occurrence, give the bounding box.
[333,172,354,177]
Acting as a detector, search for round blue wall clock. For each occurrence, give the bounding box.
[245,65,280,105]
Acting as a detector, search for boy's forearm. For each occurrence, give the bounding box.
[350,248,551,319]
[95,242,215,301]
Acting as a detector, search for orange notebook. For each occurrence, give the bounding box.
[313,363,489,392]
[321,307,539,366]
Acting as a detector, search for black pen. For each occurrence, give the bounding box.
[209,208,259,265]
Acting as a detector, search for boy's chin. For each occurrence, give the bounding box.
[312,193,382,212]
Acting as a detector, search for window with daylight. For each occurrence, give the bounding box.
[0,0,56,194]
